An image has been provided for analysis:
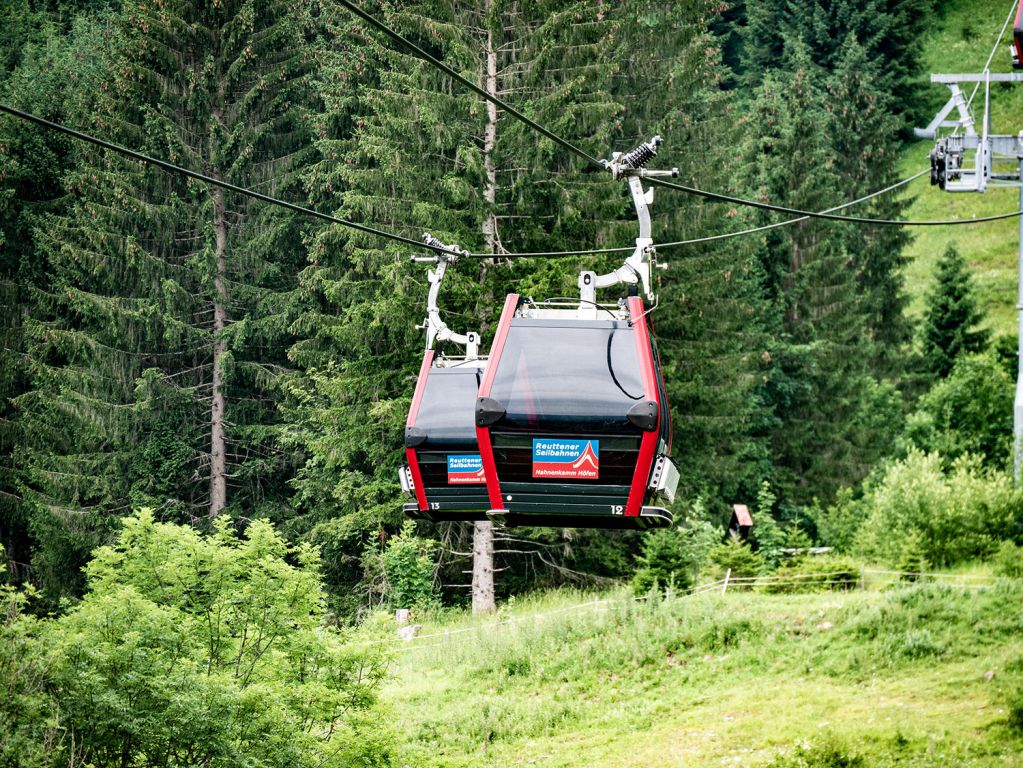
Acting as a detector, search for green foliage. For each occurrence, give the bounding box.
[1008,686,1023,735]
[631,519,718,594]
[920,245,989,378]
[741,0,933,127]
[993,540,1023,579]
[903,352,1012,468]
[815,487,863,553]
[744,48,902,503]
[709,537,763,578]
[377,521,439,610]
[763,555,862,594]
[1,510,395,768]
[850,450,1022,567]
[767,738,863,768]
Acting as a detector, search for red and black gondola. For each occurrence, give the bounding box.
[473,293,677,529]
[401,138,681,529]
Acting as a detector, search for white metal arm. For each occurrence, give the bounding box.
[417,234,480,359]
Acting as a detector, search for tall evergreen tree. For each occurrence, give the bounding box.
[0,11,113,590]
[743,49,891,502]
[921,244,989,378]
[826,38,913,371]
[14,0,317,603]
[741,0,934,125]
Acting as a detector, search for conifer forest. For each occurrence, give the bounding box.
[2,0,1023,766]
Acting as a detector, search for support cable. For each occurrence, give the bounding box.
[963,0,1018,114]
[336,0,1023,228]
[0,102,1013,273]
[0,104,452,251]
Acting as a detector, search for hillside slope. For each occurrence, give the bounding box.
[900,0,1023,334]
[377,583,1023,767]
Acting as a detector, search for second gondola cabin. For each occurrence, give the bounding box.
[402,351,490,521]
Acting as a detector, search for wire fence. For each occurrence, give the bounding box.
[347,565,1008,654]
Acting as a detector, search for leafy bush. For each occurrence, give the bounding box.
[852,450,1022,567]
[903,352,1011,467]
[1,511,396,768]
[994,540,1023,579]
[379,521,438,610]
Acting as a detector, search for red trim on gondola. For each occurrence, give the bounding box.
[477,294,519,511]
[625,297,659,517]
[405,350,435,511]
[407,350,436,428]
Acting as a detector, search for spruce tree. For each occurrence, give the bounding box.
[0,12,113,590]
[921,245,989,378]
[743,48,884,502]
[827,39,913,370]
[15,0,317,603]
[741,0,933,125]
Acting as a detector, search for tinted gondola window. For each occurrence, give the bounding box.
[415,367,482,445]
[490,320,646,433]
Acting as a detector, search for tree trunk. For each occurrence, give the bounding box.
[471,520,495,613]
[481,1,500,255]
[209,187,228,517]
[471,2,500,615]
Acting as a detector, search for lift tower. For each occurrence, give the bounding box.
[918,72,1023,482]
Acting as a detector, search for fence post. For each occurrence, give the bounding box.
[722,568,731,594]
[860,566,866,592]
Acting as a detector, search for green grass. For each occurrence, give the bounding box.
[374,583,1023,767]
[900,0,1023,336]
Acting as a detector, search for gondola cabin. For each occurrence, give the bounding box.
[474,293,678,529]
[401,351,490,522]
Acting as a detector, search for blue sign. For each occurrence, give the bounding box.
[447,454,486,485]
[532,439,599,480]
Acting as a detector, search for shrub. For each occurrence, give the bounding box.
[994,540,1023,579]
[903,352,1011,467]
[379,521,438,610]
[853,449,1021,567]
[4,511,395,768]
[631,519,718,594]
[708,537,762,579]
[814,487,863,553]
[761,555,861,593]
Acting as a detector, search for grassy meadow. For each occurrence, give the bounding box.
[374,581,1023,767]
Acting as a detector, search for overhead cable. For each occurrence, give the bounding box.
[964,0,1019,113]
[0,103,465,256]
[334,0,603,168]
[338,0,1023,228]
